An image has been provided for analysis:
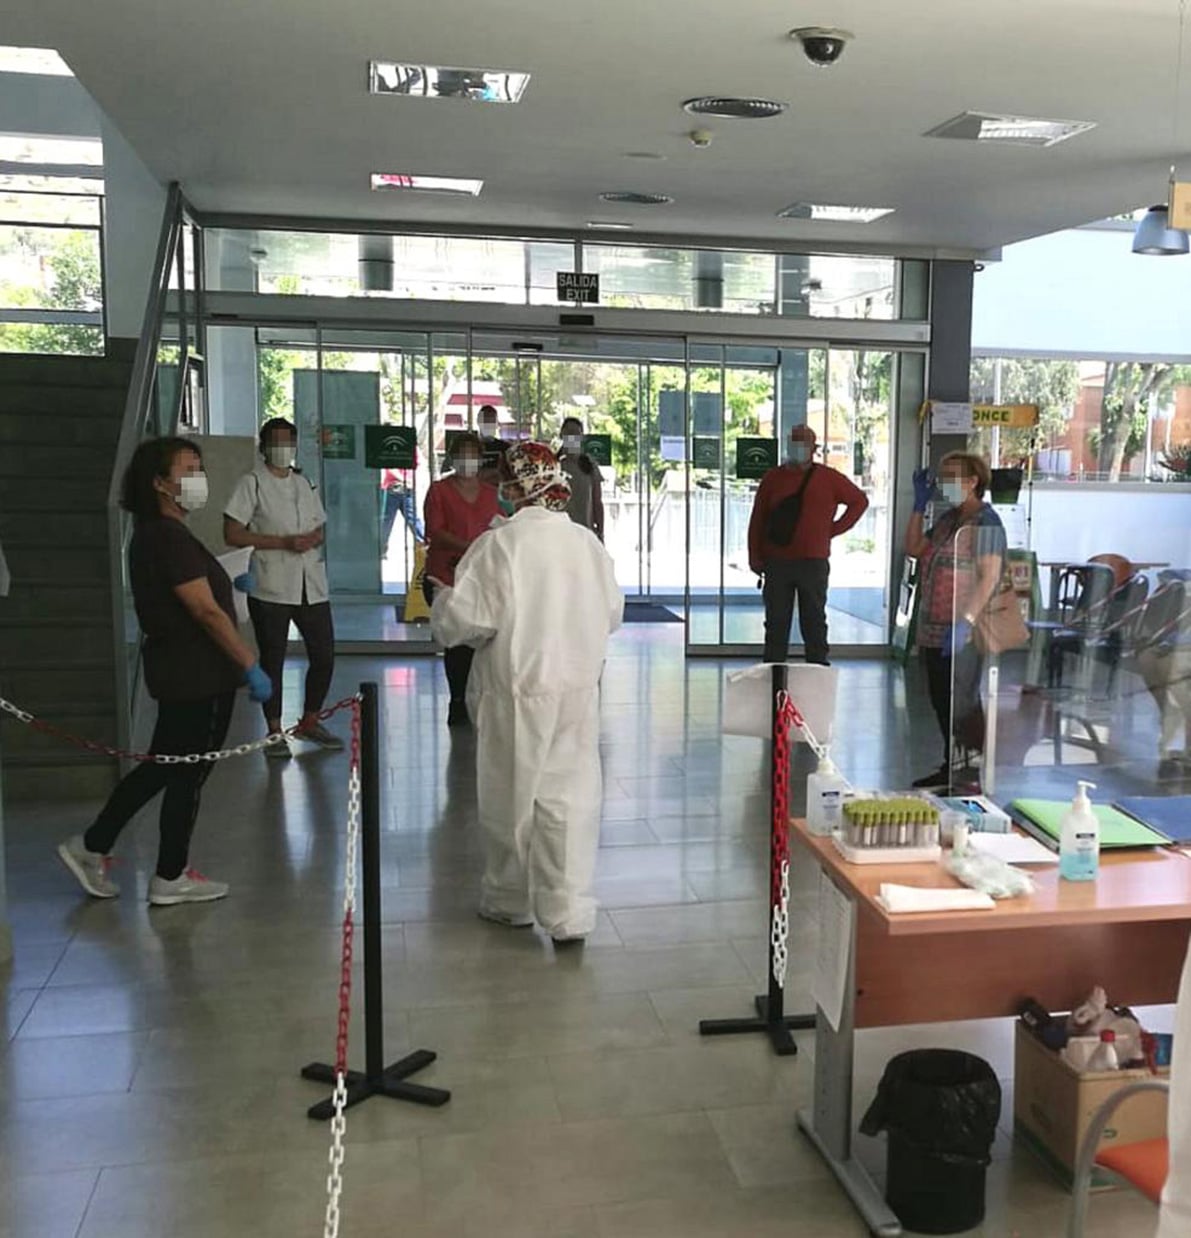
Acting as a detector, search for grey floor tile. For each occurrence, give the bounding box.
[0,1169,99,1238]
[0,1032,146,1100]
[610,900,766,947]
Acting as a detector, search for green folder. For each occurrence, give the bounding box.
[1010,799,1170,849]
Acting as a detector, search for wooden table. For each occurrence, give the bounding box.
[790,819,1191,1236]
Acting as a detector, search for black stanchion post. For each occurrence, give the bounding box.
[698,662,815,1057]
[302,681,451,1119]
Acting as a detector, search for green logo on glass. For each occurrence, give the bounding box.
[321,425,356,460]
[736,438,777,480]
[692,437,721,470]
[364,425,416,469]
[582,434,612,468]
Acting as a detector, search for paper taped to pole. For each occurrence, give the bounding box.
[723,663,838,746]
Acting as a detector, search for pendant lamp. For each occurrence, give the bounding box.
[1132,203,1190,255]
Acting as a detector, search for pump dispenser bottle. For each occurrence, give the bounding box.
[806,753,847,837]
[1059,780,1100,882]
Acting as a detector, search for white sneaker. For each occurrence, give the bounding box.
[148,869,229,906]
[264,733,292,759]
[57,835,119,899]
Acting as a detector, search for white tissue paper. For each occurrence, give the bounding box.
[876,883,996,914]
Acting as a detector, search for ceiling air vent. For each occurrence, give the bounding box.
[682,96,787,119]
[925,111,1096,148]
[598,191,673,206]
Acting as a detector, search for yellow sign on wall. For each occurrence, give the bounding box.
[403,542,431,623]
[971,404,1039,428]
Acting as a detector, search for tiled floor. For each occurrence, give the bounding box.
[0,626,1170,1237]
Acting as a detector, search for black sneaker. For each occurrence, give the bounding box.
[447,701,470,727]
[911,764,950,790]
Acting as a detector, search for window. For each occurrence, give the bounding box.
[0,191,105,356]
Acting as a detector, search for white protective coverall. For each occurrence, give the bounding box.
[430,505,623,938]
[1158,939,1191,1237]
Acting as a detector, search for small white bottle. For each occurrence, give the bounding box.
[1086,1029,1119,1072]
[1058,780,1100,882]
[807,754,848,837]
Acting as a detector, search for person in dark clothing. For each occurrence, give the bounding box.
[747,424,869,664]
[57,437,272,906]
[906,451,1008,792]
[477,403,510,488]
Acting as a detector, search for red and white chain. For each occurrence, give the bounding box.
[770,691,827,988]
[324,700,362,1238]
[0,694,358,765]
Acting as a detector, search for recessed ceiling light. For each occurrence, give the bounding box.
[369,61,529,103]
[598,191,673,206]
[925,111,1096,148]
[683,96,787,119]
[623,151,667,161]
[586,220,635,230]
[371,173,483,196]
[778,203,894,223]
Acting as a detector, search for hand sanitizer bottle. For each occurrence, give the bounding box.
[1059,780,1100,882]
[806,753,847,837]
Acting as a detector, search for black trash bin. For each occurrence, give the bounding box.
[860,1049,1002,1235]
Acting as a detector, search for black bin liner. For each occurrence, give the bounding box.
[860,1049,1002,1235]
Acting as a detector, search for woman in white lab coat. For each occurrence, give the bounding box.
[429,442,623,944]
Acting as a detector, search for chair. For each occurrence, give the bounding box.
[1066,1079,1169,1238]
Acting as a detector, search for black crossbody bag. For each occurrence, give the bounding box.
[765,465,816,546]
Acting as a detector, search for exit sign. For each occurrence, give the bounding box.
[556,272,600,304]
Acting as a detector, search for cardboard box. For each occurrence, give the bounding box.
[1013,1021,1168,1188]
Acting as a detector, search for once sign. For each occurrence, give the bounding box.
[556,272,600,304]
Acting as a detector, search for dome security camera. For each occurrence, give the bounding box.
[790,26,854,67]
[689,128,714,149]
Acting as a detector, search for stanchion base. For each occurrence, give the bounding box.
[301,1049,451,1120]
[698,995,815,1057]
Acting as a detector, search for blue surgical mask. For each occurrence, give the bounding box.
[788,443,810,465]
[940,481,967,506]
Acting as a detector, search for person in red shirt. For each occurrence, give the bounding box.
[424,433,502,725]
[747,424,869,664]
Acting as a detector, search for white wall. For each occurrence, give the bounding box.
[972,227,1191,360]
[0,71,100,138]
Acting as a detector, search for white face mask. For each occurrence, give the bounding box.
[266,445,297,470]
[479,421,497,438]
[940,481,968,507]
[455,457,480,478]
[562,435,582,454]
[177,473,209,513]
[788,442,811,465]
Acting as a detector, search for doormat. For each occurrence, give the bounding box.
[622,603,684,624]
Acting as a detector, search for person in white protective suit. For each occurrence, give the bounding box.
[429,441,623,944]
[1157,940,1191,1237]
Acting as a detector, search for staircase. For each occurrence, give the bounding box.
[0,344,135,800]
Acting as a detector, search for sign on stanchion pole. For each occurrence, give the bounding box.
[302,681,451,1118]
[698,663,815,1057]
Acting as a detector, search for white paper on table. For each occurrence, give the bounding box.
[812,872,853,1034]
[876,883,995,913]
[930,401,974,433]
[968,832,1059,866]
[216,548,253,626]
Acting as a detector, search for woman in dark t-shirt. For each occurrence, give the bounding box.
[56,438,272,907]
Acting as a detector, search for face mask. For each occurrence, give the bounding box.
[266,446,296,470]
[480,422,497,438]
[562,435,582,454]
[498,482,521,506]
[788,443,811,465]
[497,495,515,517]
[177,473,209,513]
[940,481,967,506]
[455,457,480,478]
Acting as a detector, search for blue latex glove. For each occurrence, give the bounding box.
[941,619,972,659]
[233,571,256,593]
[912,467,936,514]
[244,663,273,703]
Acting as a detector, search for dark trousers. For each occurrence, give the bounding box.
[248,595,335,725]
[424,578,475,705]
[921,644,987,763]
[762,557,831,664]
[84,693,235,880]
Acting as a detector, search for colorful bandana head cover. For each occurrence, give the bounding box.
[500,441,572,512]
